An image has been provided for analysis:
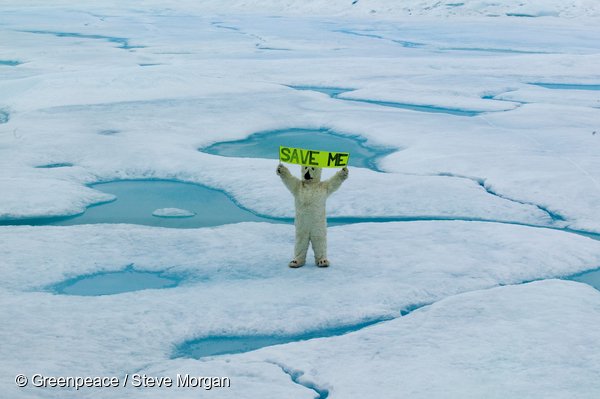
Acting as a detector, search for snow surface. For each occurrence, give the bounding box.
[494,84,600,108]
[152,208,195,218]
[1,9,599,231]
[240,280,600,399]
[2,222,600,398]
[1,1,600,398]
[5,0,600,19]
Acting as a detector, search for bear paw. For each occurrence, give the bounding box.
[276,164,287,176]
[340,167,349,180]
[289,259,305,268]
[317,259,330,267]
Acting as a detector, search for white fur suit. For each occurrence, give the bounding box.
[276,164,348,268]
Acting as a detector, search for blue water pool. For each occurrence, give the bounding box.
[0,180,280,228]
[22,30,144,49]
[36,163,73,168]
[531,83,600,91]
[286,86,355,97]
[174,319,386,359]
[50,265,179,296]
[344,99,484,116]
[201,128,395,171]
[567,269,600,291]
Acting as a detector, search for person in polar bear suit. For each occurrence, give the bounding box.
[276,163,349,268]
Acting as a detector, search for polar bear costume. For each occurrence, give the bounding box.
[276,163,348,268]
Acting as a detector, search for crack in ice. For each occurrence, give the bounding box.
[478,114,600,191]
[20,30,144,50]
[436,173,564,222]
[268,361,329,399]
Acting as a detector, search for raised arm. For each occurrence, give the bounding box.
[325,167,349,196]
[276,163,301,195]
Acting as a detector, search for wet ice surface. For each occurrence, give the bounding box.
[201,128,395,171]
[52,265,179,296]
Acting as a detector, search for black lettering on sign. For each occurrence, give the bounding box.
[309,151,320,166]
[328,152,340,166]
[337,153,348,166]
[280,147,291,162]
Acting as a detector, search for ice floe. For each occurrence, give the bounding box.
[2,222,600,397]
[2,2,600,398]
[152,208,195,218]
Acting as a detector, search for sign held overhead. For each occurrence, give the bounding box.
[279,146,349,168]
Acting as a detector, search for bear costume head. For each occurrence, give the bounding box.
[302,166,322,183]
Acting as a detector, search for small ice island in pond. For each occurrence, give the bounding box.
[152,208,196,218]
